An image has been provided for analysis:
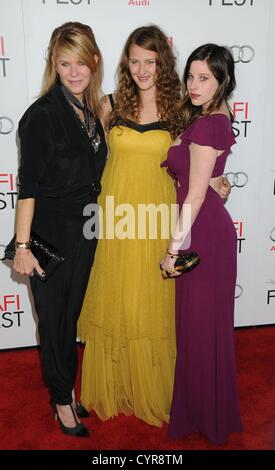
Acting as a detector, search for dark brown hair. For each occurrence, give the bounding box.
[182,43,236,127]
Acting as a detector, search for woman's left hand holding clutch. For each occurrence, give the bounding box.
[13,248,45,278]
[160,251,182,279]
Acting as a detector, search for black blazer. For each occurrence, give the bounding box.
[18,84,107,200]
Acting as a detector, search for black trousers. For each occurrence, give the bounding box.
[30,193,98,405]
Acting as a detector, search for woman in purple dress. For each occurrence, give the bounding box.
[160,44,243,445]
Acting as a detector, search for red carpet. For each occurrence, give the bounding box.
[0,326,275,450]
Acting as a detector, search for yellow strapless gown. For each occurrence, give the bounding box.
[78,123,176,426]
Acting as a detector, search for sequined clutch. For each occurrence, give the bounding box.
[161,252,200,279]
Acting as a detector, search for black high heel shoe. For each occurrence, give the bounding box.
[53,403,90,437]
[75,402,90,418]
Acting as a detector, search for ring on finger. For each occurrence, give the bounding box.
[161,269,169,279]
[167,268,177,274]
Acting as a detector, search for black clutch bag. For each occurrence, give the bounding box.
[4,232,66,282]
[161,251,200,279]
[174,251,200,273]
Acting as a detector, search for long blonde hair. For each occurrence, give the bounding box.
[41,22,103,117]
[108,25,185,139]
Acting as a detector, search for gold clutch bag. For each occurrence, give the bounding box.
[161,251,200,279]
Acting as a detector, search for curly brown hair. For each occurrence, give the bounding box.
[108,25,185,139]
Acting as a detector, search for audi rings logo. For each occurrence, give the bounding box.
[224,172,248,188]
[0,117,14,135]
[235,284,243,299]
[230,45,255,63]
[270,228,275,243]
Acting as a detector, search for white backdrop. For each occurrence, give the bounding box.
[0,0,274,349]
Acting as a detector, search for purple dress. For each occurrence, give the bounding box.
[162,114,243,444]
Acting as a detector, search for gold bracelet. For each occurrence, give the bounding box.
[16,241,31,249]
[166,249,179,259]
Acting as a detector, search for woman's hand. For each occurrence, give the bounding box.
[219,176,231,199]
[160,255,181,278]
[13,249,45,278]
[210,175,231,200]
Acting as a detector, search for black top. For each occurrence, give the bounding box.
[119,120,167,133]
[18,84,107,199]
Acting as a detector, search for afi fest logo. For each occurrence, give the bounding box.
[232,101,251,138]
[0,294,24,329]
[0,36,10,78]
[0,174,18,210]
[0,116,14,134]
[230,45,254,63]
[208,0,254,5]
[234,221,245,253]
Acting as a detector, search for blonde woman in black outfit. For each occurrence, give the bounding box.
[13,22,107,437]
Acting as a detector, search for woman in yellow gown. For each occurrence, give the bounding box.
[78,26,183,426]
[78,26,229,426]
[79,123,176,426]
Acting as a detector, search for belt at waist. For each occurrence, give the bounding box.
[35,183,101,214]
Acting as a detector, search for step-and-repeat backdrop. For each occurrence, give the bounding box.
[0,0,274,349]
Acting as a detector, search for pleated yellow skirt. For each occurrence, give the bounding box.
[78,125,176,426]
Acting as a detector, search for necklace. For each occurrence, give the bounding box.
[61,85,101,153]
